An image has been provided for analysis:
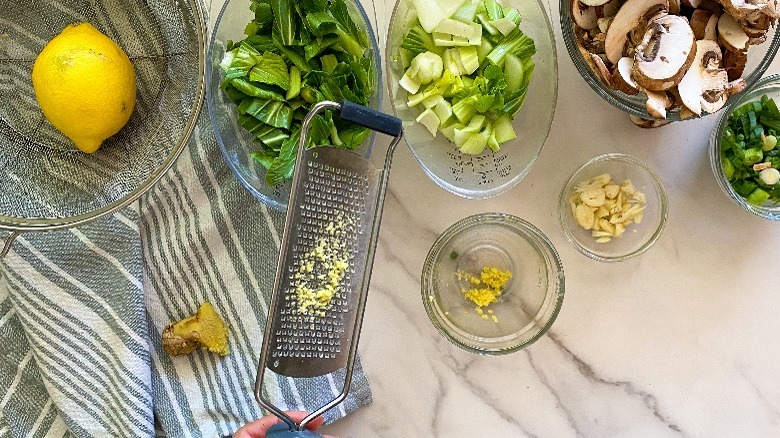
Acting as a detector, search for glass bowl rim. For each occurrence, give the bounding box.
[558,152,669,262]
[421,212,565,355]
[709,73,780,220]
[206,0,384,211]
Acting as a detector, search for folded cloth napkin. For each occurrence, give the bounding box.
[0,109,372,437]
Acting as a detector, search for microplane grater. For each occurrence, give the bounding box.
[255,101,403,437]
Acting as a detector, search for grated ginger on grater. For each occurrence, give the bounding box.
[292,214,353,316]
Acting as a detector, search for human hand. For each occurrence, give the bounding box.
[232,411,336,438]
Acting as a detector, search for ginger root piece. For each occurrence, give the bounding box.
[162,302,229,357]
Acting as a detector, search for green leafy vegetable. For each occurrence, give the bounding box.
[249,51,290,90]
[219,0,376,185]
[401,25,444,57]
[721,94,780,205]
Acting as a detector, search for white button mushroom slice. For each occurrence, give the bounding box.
[580,187,607,207]
[632,15,697,92]
[690,9,714,40]
[723,49,747,82]
[704,12,720,41]
[678,40,728,116]
[759,168,780,185]
[581,0,613,7]
[595,0,622,18]
[644,89,671,119]
[718,13,749,52]
[629,114,673,128]
[604,0,670,64]
[578,41,614,88]
[612,57,640,95]
[681,0,701,7]
[668,0,681,14]
[575,204,596,229]
[572,0,600,30]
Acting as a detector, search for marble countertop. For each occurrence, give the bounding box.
[301,1,780,437]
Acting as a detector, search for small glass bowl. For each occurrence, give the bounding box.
[559,0,780,121]
[386,0,558,199]
[421,213,564,355]
[559,153,668,262]
[710,74,780,220]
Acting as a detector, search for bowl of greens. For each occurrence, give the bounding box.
[711,74,780,220]
[206,0,381,210]
[386,0,558,199]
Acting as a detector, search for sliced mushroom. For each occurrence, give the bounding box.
[682,0,702,7]
[704,12,720,40]
[726,77,747,94]
[669,0,682,14]
[632,15,697,91]
[718,12,750,51]
[598,17,614,33]
[605,0,671,64]
[595,0,622,17]
[572,0,600,30]
[691,9,714,39]
[713,0,779,31]
[645,89,672,118]
[679,105,697,119]
[678,39,728,115]
[612,57,640,94]
[629,114,672,127]
[723,48,747,80]
[581,0,613,7]
[580,41,615,86]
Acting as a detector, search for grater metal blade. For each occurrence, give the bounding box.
[256,101,403,434]
[266,145,380,378]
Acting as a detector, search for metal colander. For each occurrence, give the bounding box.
[0,0,206,255]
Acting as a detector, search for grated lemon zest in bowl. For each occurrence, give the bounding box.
[455,266,512,323]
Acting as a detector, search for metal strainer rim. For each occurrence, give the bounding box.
[0,0,207,233]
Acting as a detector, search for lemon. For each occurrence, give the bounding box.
[32,22,136,153]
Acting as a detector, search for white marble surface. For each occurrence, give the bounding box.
[305,2,780,438]
[205,0,780,435]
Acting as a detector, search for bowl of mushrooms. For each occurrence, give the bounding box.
[561,0,780,126]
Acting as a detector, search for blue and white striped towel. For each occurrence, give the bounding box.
[0,109,372,437]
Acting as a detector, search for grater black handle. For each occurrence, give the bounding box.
[339,100,403,137]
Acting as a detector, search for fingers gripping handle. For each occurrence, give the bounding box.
[266,424,324,438]
[339,100,403,137]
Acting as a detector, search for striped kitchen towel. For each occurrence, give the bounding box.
[0,109,372,437]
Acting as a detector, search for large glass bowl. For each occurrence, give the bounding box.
[560,0,780,121]
[386,0,558,199]
[710,74,780,220]
[422,213,565,354]
[206,0,382,210]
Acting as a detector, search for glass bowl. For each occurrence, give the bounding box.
[386,0,558,199]
[559,153,668,262]
[422,213,565,354]
[710,74,780,220]
[206,0,382,210]
[560,0,780,121]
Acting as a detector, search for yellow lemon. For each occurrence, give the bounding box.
[32,22,136,153]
